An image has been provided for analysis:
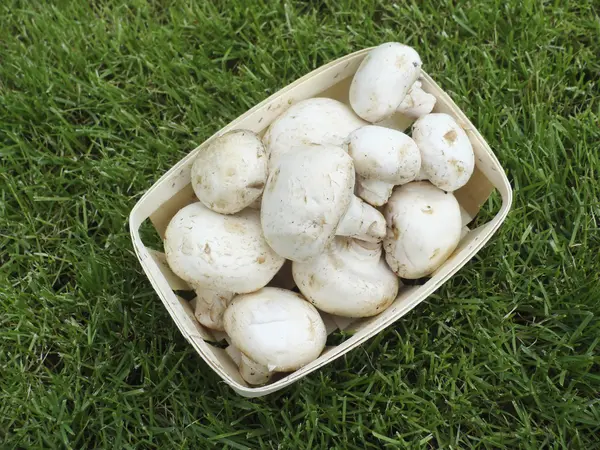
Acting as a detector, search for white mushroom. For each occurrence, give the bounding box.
[191,129,267,214]
[248,196,262,209]
[349,43,422,122]
[164,202,285,328]
[223,287,327,384]
[239,353,272,385]
[225,344,242,366]
[397,81,437,118]
[263,97,366,168]
[193,289,234,331]
[224,345,272,384]
[414,166,429,181]
[293,238,399,317]
[261,144,386,262]
[346,125,421,206]
[411,113,475,192]
[383,182,462,279]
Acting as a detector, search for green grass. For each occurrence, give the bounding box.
[1,0,599,448]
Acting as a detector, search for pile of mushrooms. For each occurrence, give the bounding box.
[163,42,476,385]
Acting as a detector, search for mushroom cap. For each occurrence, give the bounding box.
[263,98,366,168]
[261,144,355,262]
[348,125,421,185]
[383,182,462,279]
[191,129,267,214]
[411,113,475,192]
[223,288,327,372]
[349,43,422,122]
[293,238,399,317]
[164,202,284,293]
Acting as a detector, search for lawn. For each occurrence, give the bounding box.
[1,0,599,448]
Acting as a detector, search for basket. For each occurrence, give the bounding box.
[129,48,513,397]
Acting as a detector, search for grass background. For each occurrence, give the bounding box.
[1,0,599,448]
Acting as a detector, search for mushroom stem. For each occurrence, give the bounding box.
[414,166,429,181]
[225,345,272,385]
[336,196,386,243]
[239,354,272,385]
[248,196,262,209]
[225,344,242,366]
[193,287,234,331]
[396,81,436,118]
[355,177,394,207]
[349,238,382,258]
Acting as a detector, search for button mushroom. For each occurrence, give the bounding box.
[383,182,462,279]
[261,143,386,262]
[411,113,475,192]
[238,353,272,386]
[223,287,327,384]
[191,129,267,214]
[192,289,234,331]
[164,202,285,329]
[225,344,272,385]
[397,80,437,118]
[263,97,366,168]
[346,125,421,206]
[349,43,422,123]
[293,238,399,317]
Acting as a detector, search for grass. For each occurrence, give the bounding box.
[1,0,599,448]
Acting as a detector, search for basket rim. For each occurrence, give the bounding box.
[129,48,513,397]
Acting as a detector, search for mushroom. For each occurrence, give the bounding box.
[414,166,429,181]
[349,43,422,123]
[383,182,462,279]
[411,113,475,192]
[263,97,366,168]
[397,81,437,118]
[225,344,272,385]
[261,143,386,262]
[193,289,234,331]
[191,129,267,214]
[223,287,327,384]
[346,125,421,206]
[238,353,272,385]
[164,202,285,329]
[293,237,399,317]
[225,343,242,366]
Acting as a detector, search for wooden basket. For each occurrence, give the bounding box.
[129,48,513,397]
